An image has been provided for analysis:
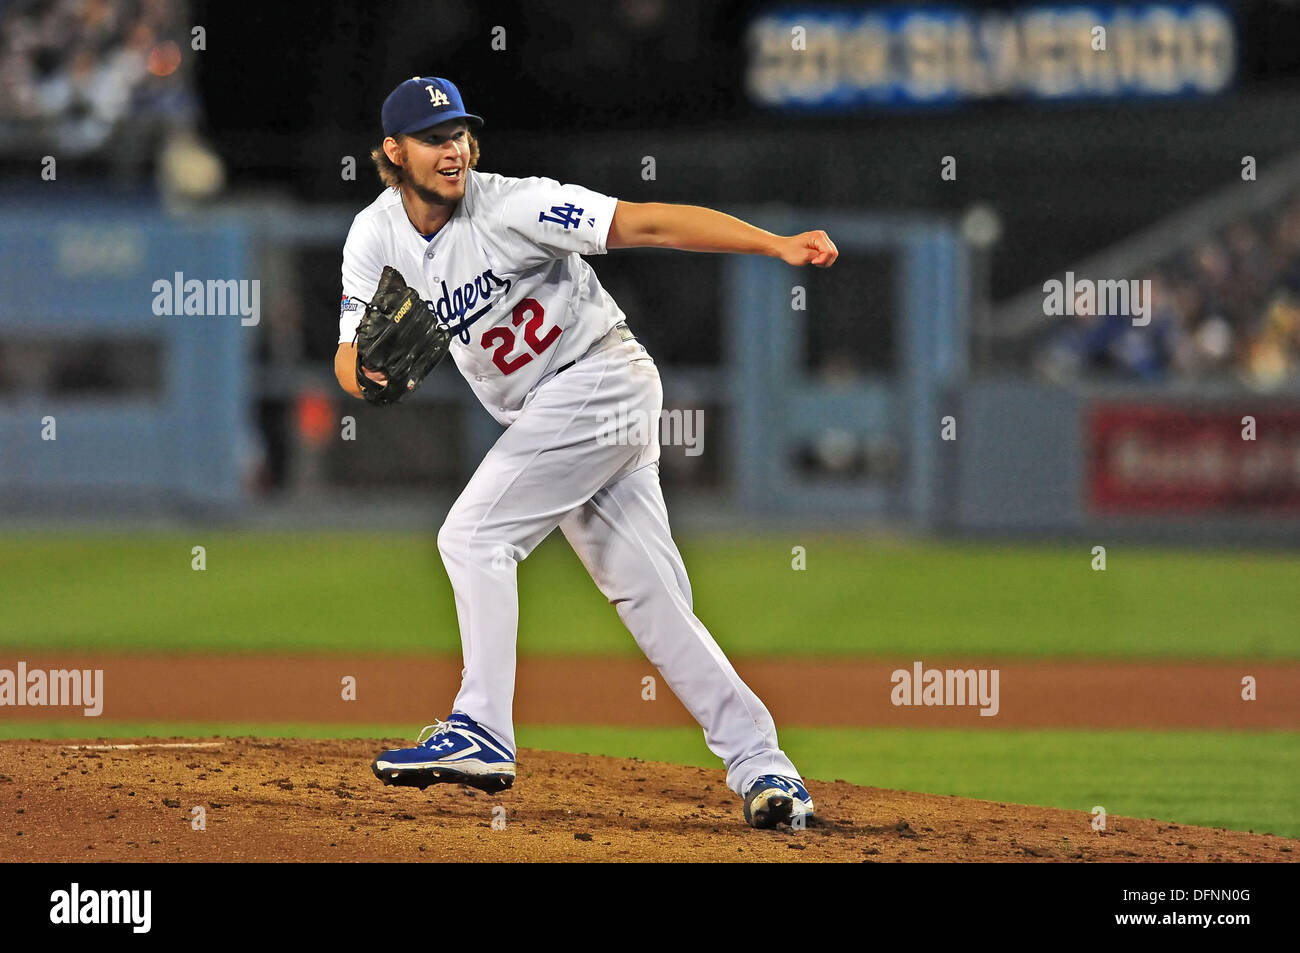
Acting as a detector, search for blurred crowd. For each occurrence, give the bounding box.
[1037,192,1300,389]
[0,0,195,157]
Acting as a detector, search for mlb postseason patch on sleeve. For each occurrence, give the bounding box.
[341,294,360,317]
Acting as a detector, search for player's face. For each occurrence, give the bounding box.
[395,120,471,206]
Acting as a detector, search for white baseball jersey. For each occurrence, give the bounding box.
[339,170,627,425]
[341,166,805,801]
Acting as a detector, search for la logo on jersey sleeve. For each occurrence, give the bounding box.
[538,202,597,230]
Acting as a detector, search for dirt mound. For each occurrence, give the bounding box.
[0,738,1294,862]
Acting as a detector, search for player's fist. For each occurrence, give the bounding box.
[777,230,838,268]
[362,366,389,385]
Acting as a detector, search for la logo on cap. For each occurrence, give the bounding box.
[412,78,451,108]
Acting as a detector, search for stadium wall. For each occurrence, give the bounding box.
[950,378,1300,543]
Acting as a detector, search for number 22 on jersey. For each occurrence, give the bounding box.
[480,298,561,375]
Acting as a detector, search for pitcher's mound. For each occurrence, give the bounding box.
[0,738,1294,862]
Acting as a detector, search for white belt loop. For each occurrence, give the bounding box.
[581,320,633,360]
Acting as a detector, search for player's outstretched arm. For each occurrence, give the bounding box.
[607,200,837,267]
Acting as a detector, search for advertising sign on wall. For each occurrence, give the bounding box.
[1088,405,1300,512]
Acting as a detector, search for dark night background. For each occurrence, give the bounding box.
[175,0,1300,301]
[7,0,1300,491]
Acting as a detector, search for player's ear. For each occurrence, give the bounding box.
[383,135,404,166]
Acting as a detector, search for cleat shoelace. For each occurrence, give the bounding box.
[415,719,459,746]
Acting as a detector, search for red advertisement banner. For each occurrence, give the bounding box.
[1088,405,1300,512]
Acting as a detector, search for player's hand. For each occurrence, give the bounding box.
[777,230,838,268]
[362,366,389,385]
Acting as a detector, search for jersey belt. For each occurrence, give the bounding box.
[551,321,634,378]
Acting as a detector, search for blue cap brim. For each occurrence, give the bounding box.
[394,111,485,137]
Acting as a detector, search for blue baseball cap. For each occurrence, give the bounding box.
[382,76,484,137]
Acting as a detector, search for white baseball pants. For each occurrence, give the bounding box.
[439,331,802,796]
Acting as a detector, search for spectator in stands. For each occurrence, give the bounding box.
[1037,275,1176,381]
[0,0,195,160]
[1037,190,1300,388]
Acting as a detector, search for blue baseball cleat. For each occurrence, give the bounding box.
[372,713,516,793]
[743,775,815,829]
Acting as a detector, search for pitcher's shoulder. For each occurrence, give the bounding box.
[351,188,404,224]
[465,169,529,204]
[465,170,589,226]
[344,189,405,248]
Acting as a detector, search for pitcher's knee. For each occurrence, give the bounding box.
[617,566,693,612]
[437,513,487,564]
[436,517,467,562]
[612,579,688,621]
[439,519,518,573]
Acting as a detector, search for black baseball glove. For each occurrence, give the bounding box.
[353,266,452,405]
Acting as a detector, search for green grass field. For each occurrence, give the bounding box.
[3,532,1298,657]
[5,721,1295,838]
[3,531,1297,838]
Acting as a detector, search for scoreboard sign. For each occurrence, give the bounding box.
[747,4,1235,109]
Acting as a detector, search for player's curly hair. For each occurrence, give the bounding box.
[371,131,481,189]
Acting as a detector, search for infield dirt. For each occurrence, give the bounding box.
[1,738,1295,862]
[2,654,1297,728]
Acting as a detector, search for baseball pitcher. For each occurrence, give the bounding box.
[335,77,837,828]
